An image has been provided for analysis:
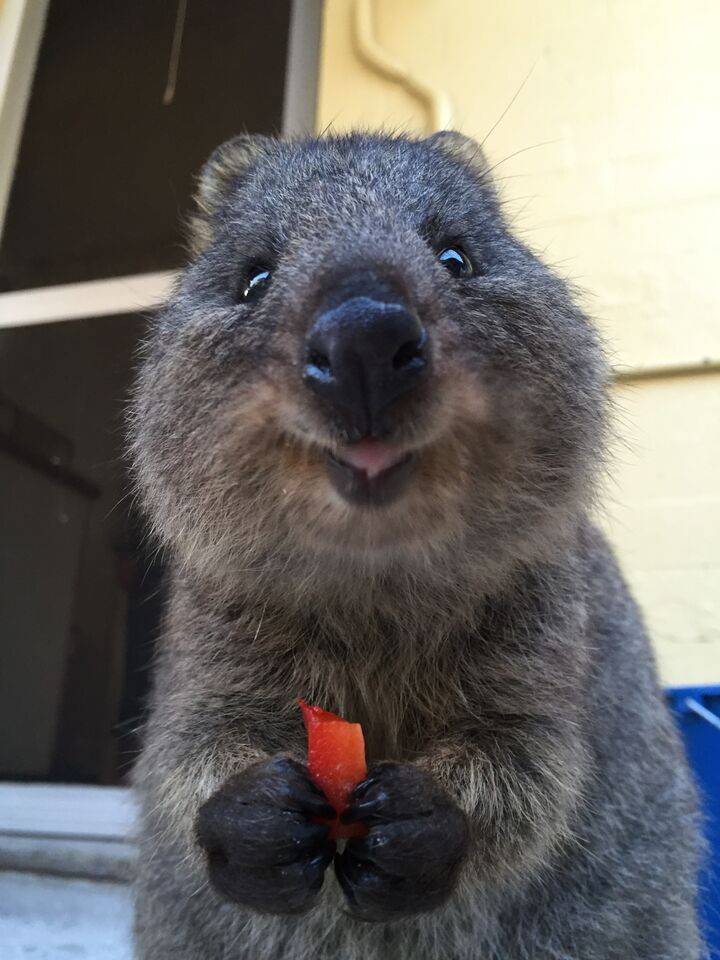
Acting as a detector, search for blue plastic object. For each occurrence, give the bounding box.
[667,685,720,957]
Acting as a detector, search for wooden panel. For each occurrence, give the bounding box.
[0,453,89,777]
[0,314,146,783]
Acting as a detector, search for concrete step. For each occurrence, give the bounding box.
[0,870,132,960]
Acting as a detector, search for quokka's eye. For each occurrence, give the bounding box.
[241,266,271,302]
[437,247,473,278]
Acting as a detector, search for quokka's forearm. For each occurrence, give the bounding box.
[421,723,587,882]
[134,733,268,861]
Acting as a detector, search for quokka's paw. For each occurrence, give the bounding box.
[334,761,469,922]
[195,756,335,914]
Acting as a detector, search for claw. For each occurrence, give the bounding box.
[288,789,336,820]
[309,843,336,872]
[334,851,359,907]
[340,792,388,824]
[304,843,336,889]
[350,773,381,800]
[270,759,335,819]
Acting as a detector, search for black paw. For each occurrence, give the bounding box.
[334,762,469,922]
[195,756,335,914]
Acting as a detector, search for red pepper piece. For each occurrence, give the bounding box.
[299,700,368,840]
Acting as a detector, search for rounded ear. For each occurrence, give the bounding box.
[190,134,274,255]
[426,130,490,179]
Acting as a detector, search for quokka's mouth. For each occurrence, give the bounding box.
[325,439,416,508]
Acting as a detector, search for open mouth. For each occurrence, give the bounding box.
[325,438,416,508]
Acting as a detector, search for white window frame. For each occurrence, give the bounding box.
[0,782,137,880]
[0,0,50,244]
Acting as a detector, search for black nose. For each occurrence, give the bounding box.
[303,296,428,439]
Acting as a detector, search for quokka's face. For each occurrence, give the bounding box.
[132,133,608,586]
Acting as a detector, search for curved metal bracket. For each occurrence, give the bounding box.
[352,0,453,133]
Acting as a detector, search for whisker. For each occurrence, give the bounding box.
[480,61,538,149]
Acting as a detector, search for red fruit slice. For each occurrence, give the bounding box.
[299,700,368,840]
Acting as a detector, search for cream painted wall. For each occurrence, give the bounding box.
[317,0,720,685]
[606,373,720,684]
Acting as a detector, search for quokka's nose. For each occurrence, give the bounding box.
[303,296,428,439]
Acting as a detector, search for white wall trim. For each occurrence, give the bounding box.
[0,783,137,840]
[0,0,50,242]
[282,0,323,136]
[0,271,178,328]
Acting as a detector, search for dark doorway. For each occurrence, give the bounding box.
[0,0,292,783]
[0,0,291,291]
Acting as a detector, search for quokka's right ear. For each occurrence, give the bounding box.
[189,134,274,255]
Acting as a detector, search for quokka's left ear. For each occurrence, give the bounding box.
[426,130,491,180]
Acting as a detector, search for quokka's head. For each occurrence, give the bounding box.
[131,132,609,599]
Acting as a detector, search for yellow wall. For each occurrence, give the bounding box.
[317,0,720,685]
[607,373,720,684]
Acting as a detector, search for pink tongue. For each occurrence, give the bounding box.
[339,439,403,479]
